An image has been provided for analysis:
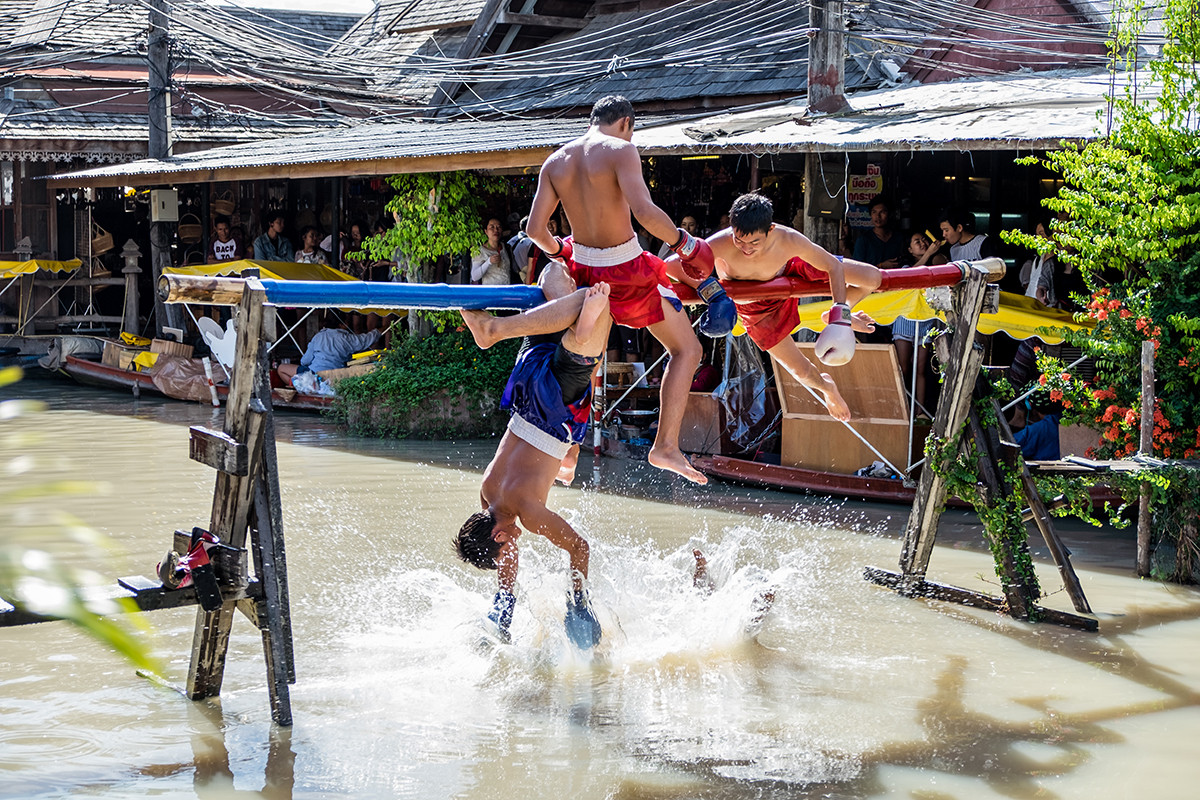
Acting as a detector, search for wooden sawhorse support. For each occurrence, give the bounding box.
[0,277,296,724]
[863,259,1097,632]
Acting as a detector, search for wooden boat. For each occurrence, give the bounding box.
[692,454,920,504]
[61,355,333,412]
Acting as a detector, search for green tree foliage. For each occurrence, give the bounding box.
[355,170,508,281]
[1004,0,1200,580]
[354,170,509,336]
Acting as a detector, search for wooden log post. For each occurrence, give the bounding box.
[1136,340,1155,577]
[965,407,1034,620]
[187,279,268,701]
[897,264,992,590]
[994,400,1092,613]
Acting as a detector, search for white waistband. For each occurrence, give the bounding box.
[571,237,643,267]
[508,413,572,461]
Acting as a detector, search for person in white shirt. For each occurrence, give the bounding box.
[471,218,512,285]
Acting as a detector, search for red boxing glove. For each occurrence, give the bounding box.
[548,236,573,266]
[669,228,716,282]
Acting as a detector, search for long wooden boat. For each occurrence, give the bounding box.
[691,454,921,504]
[61,355,333,412]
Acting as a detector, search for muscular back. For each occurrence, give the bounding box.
[542,130,639,249]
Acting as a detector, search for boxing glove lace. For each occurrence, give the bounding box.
[669,228,717,282]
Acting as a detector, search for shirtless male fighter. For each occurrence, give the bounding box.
[454,265,611,649]
[461,95,736,485]
[666,193,881,422]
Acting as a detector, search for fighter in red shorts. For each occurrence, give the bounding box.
[666,193,881,422]
[462,96,736,484]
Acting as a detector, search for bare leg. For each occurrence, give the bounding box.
[768,339,851,422]
[460,290,587,349]
[646,302,706,484]
[561,283,611,357]
[276,362,298,388]
[692,549,715,595]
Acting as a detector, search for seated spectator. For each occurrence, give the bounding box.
[207,215,244,263]
[251,212,291,262]
[470,217,512,285]
[295,226,328,265]
[276,313,381,393]
[1006,401,1061,461]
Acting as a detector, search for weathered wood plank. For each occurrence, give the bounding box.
[0,578,257,628]
[864,567,1098,631]
[898,265,992,583]
[189,426,247,476]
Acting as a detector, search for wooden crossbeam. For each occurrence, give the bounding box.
[189,427,247,476]
[864,567,1098,632]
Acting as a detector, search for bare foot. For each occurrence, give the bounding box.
[556,446,579,485]
[849,310,876,333]
[819,374,852,422]
[573,282,610,344]
[648,444,708,484]
[692,549,715,594]
[820,306,876,333]
[460,309,498,350]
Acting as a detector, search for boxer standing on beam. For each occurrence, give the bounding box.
[462,95,736,484]
[666,193,882,422]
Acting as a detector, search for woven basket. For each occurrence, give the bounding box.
[212,191,235,216]
[91,223,114,254]
[178,213,203,243]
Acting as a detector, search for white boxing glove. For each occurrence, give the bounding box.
[815,303,855,366]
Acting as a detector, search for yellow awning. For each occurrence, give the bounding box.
[165,259,402,318]
[165,259,358,283]
[778,289,1093,344]
[0,259,83,278]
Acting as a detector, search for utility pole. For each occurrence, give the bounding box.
[148,0,181,335]
[803,0,850,252]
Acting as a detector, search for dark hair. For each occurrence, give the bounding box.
[590,95,634,126]
[729,193,775,235]
[266,210,285,225]
[867,195,891,212]
[939,209,976,233]
[300,225,318,240]
[454,510,501,570]
[214,215,231,227]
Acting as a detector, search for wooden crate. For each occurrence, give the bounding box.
[773,343,923,474]
[151,338,194,359]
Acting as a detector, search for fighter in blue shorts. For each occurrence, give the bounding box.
[454,267,611,649]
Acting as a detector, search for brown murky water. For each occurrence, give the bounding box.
[2,382,1199,799]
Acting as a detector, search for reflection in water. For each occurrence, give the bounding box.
[1,382,1199,799]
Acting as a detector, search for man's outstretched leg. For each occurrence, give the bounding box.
[461,264,586,349]
[645,299,705,484]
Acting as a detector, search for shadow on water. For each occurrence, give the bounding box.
[139,700,295,799]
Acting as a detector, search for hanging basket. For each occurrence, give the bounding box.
[178,213,203,243]
[212,191,235,216]
[91,223,115,254]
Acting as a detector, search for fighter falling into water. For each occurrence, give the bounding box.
[455,265,611,648]
[461,95,738,485]
[665,193,882,421]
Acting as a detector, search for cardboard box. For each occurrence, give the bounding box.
[151,338,194,359]
[102,340,143,368]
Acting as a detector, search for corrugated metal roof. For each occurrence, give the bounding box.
[636,69,1142,154]
[48,68,1145,186]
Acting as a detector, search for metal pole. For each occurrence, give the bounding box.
[148,0,181,336]
[1136,340,1155,576]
